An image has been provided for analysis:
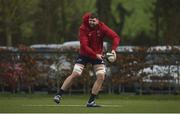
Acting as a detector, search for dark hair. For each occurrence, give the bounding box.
[90,12,98,19]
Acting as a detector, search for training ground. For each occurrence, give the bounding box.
[0,93,180,113]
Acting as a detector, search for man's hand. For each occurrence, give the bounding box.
[111,50,117,59]
[96,54,103,60]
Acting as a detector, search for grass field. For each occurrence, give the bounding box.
[0,93,180,113]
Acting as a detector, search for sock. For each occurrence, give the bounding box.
[88,93,97,103]
[56,89,64,96]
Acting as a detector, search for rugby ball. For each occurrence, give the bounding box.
[106,52,116,63]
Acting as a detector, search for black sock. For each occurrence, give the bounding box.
[56,89,64,96]
[88,93,97,103]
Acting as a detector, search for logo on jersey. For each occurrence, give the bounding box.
[97,30,101,37]
[88,33,92,37]
[101,60,105,64]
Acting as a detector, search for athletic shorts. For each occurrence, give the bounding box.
[75,54,105,65]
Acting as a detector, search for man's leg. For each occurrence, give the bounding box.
[87,64,105,107]
[56,72,80,96]
[54,64,84,104]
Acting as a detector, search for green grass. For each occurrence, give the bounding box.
[0,93,180,113]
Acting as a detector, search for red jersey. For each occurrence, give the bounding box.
[79,12,120,59]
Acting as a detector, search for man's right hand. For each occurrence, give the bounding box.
[96,54,103,60]
[111,50,117,59]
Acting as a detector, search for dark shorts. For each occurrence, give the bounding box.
[75,54,105,66]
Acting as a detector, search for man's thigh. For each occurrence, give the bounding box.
[72,63,85,75]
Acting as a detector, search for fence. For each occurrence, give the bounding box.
[0,49,180,95]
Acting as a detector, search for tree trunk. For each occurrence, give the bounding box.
[83,84,86,94]
[28,85,32,94]
[154,0,160,41]
[118,84,121,94]
[1,86,5,93]
[108,81,111,94]
[158,0,180,44]
[96,0,112,25]
[5,14,12,46]
[60,0,67,41]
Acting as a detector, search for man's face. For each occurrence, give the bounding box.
[89,18,99,28]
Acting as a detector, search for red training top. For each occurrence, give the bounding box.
[79,12,120,59]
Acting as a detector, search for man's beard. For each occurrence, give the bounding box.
[89,24,97,28]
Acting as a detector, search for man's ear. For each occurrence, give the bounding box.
[96,19,99,24]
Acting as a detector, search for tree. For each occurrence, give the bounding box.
[96,0,112,25]
[113,3,132,36]
[0,0,38,46]
[154,0,180,45]
[33,0,61,44]
[0,0,19,46]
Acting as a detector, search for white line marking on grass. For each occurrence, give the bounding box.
[22,104,121,107]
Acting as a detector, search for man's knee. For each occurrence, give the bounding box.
[94,65,106,76]
[94,65,106,81]
[97,74,105,81]
[70,71,81,78]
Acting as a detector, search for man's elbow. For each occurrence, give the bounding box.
[114,35,120,44]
